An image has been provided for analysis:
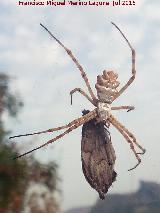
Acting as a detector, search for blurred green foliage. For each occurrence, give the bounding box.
[0,74,23,143]
[0,73,60,213]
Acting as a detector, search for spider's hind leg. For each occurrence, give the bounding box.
[111,22,136,101]
[40,23,97,103]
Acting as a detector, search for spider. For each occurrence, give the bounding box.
[10,22,146,172]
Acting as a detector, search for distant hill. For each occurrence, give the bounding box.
[65,206,91,213]
[65,181,160,213]
[90,181,160,213]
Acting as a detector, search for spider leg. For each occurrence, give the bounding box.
[111,22,136,101]
[109,114,145,170]
[111,106,135,112]
[109,114,145,154]
[121,126,146,155]
[13,110,97,159]
[109,115,141,171]
[115,126,141,170]
[40,23,97,104]
[9,109,97,139]
[70,88,97,106]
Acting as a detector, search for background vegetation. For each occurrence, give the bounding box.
[0,73,61,213]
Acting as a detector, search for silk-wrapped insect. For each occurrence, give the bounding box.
[10,22,145,199]
[81,109,117,199]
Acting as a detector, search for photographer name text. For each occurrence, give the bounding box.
[18,0,136,7]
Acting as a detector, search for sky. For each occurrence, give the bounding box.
[1,0,160,211]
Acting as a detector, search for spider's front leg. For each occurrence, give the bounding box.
[112,121,141,171]
[121,125,146,155]
[10,109,97,139]
[108,113,145,171]
[11,109,98,159]
[70,88,97,106]
[109,113,145,154]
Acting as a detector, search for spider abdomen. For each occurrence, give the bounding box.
[95,70,119,103]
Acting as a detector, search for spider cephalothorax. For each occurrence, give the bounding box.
[10,22,146,200]
[95,70,120,104]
